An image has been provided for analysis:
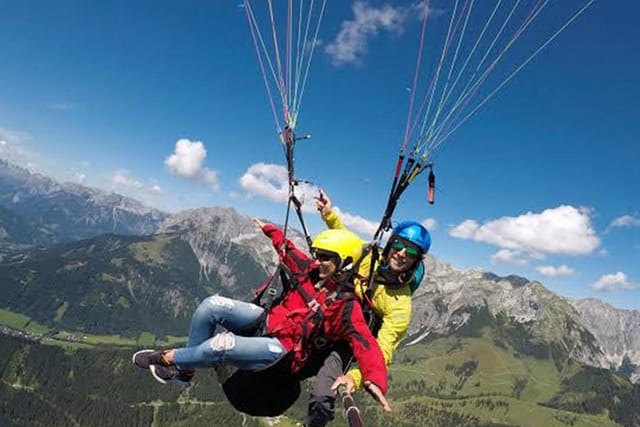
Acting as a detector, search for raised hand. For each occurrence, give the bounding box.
[252,217,266,230]
[314,189,333,216]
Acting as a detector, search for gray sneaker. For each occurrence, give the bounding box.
[150,364,194,386]
[132,349,167,370]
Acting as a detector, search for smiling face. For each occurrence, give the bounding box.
[387,238,421,273]
[314,250,339,279]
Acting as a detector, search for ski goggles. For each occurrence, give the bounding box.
[390,238,421,259]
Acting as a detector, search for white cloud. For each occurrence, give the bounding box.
[592,272,640,292]
[164,138,220,190]
[238,163,318,212]
[326,2,409,65]
[449,205,600,258]
[109,169,164,197]
[335,208,379,238]
[490,249,528,266]
[202,169,219,189]
[609,215,640,229]
[0,126,32,163]
[73,172,86,184]
[111,170,144,190]
[421,218,437,231]
[0,126,30,144]
[449,219,479,239]
[239,162,382,235]
[536,265,575,277]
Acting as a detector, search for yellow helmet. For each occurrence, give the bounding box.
[311,229,363,269]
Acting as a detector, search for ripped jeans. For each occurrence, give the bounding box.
[172,295,287,372]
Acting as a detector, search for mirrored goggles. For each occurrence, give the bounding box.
[390,239,421,259]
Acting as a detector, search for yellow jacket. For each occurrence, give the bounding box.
[322,210,412,390]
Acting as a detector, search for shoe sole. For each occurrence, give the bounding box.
[132,349,155,369]
[150,364,191,387]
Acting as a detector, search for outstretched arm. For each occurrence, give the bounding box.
[253,218,312,272]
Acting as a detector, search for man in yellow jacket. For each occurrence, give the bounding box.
[307,191,431,427]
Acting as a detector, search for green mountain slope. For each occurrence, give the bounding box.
[371,337,616,426]
[1,230,639,426]
[3,329,638,427]
[0,334,268,427]
[0,232,267,337]
[355,330,639,427]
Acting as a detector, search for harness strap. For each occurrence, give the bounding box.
[253,265,291,309]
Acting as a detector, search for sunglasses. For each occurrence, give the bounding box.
[314,250,338,263]
[391,239,421,258]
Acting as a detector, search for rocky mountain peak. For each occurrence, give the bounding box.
[571,298,640,382]
[411,261,612,371]
[157,207,308,284]
[0,159,167,249]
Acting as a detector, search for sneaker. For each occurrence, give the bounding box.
[132,349,169,370]
[150,364,195,386]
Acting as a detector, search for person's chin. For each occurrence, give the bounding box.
[390,260,405,271]
[391,261,411,273]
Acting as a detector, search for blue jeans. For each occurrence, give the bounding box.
[173,295,287,372]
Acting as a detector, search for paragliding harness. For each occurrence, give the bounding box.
[338,156,434,388]
[356,240,425,335]
[251,249,341,359]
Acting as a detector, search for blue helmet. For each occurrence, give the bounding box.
[392,221,431,254]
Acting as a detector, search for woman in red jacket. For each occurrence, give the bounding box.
[133,219,390,413]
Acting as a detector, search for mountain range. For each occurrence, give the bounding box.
[0,159,167,252]
[1,159,639,426]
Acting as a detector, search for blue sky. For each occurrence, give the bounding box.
[1,1,639,309]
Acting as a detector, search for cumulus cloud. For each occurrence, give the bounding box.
[609,215,640,229]
[335,208,379,237]
[326,2,409,65]
[422,218,437,231]
[239,162,381,236]
[449,219,479,239]
[490,249,528,266]
[238,163,318,212]
[327,215,434,241]
[164,138,220,190]
[536,265,575,277]
[110,170,144,190]
[592,272,640,292]
[108,169,164,197]
[449,205,600,258]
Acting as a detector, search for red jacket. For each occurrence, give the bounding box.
[262,224,388,394]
